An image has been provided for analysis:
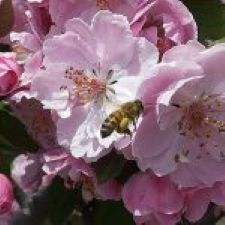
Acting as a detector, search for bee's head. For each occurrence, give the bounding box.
[135,100,144,112]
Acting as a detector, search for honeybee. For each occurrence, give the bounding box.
[100,100,144,138]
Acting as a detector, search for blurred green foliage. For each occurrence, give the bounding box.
[0,102,38,154]
[92,201,135,225]
[93,151,126,183]
[183,0,225,43]
[47,178,81,225]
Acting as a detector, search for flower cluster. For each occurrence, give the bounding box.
[1,0,225,224]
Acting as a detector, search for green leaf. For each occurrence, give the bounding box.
[92,200,135,225]
[93,151,126,183]
[47,178,80,225]
[116,161,139,185]
[0,103,38,153]
[0,0,14,37]
[183,0,225,42]
[0,152,13,175]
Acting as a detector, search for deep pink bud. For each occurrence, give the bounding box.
[0,53,21,97]
[0,174,14,214]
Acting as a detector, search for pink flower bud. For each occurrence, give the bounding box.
[0,53,21,97]
[0,174,14,214]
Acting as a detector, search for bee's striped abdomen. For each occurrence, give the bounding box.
[100,100,144,138]
[100,111,123,138]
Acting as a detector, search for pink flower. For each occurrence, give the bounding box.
[184,182,225,222]
[130,0,198,55]
[31,11,158,160]
[0,174,14,215]
[122,172,183,225]
[122,172,225,225]
[9,0,51,61]
[12,0,51,37]
[0,53,22,97]
[132,41,225,187]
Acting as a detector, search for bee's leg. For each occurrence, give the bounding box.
[124,129,132,139]
[132,119,136,130]
[131,117,139,131]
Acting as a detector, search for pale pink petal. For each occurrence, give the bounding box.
[132,112,177,160]
[210,182,225,205]
[197,43,225,77]
[43,32,97,69]
[57,106,88,149]
[185,190,210,222]
[162,40,205,63]
[122,173,184,216]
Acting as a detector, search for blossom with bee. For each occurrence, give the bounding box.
[30,11,158,160]
[133,41,225,187]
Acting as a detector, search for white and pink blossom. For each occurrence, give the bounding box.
[31,11,158,160]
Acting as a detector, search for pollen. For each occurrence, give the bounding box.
[175,94,225,158]
[64,67,106,105]
[96,0,110,10]
[177,94,225,137]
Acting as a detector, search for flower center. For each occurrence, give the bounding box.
[176,94,225,139]
[63,67,116,105]
[96,0,110,10]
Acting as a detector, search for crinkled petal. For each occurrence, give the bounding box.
[31,64,72,117]
[43,32,97,69]
[57,106,88,149]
